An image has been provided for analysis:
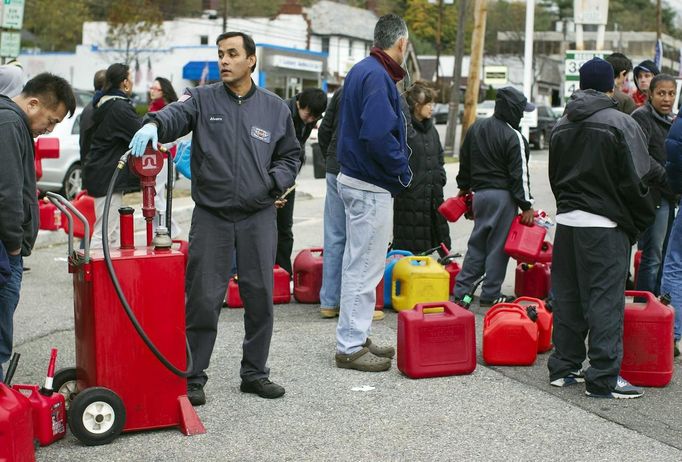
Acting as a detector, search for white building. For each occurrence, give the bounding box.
[18,1,379,98]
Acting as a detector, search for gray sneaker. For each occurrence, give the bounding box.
[585,376,644,399]
[335,347,391,372]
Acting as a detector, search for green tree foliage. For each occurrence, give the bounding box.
[105,0,165,65]
[403,0,471,55]
[23,0,92,51]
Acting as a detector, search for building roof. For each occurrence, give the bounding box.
[304,1,377,42]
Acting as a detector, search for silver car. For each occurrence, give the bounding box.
[36,105,84,200]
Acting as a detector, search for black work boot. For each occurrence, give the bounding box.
[187,383,206,406]
[240,377,285,399]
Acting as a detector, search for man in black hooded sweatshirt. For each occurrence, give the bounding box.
[454,87,535,306]
[547,57,655,399]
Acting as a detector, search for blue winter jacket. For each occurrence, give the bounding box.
[665,111,682,194]
[336,55,412,195]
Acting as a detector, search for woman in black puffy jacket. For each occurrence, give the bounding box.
[82,63,142,248]
[392,81,451,253]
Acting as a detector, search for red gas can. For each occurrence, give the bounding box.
[0,383,35,462]
[537,241,553,264]
[438,194,471,222]
[62,191,96,239]
[39,200,62,231]
[293,248,323,303]
[633,250,642,287]
[514,262,551,300]
[226,266,291,307]
[273,265,291,304]
[398,302,476,378]
[12,384,66,446]
[514,296,553,353]
[621,291,674,387]
[226,276,243,308]
[504,216,547,263]
[444,261,461,294]
[483,303,538,366]
[375,278,384,311]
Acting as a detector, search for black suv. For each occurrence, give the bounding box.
[529,104,559,150]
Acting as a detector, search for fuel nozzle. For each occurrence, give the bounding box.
[39,348,58,396]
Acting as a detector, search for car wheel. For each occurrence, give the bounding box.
[535,131,546,150]
[62,163,82,200]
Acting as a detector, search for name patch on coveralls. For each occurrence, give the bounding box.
[250,126,271,143]
[209,114,224,122]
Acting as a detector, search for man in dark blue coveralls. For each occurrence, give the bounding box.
[129,32,300,406]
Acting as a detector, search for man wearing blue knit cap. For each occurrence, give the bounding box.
[547,57,656,399]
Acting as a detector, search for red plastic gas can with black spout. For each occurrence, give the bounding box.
[621,291,674,387]
[514,262,551,300]
[438,194,472,222]
[483,303,538,366]
[293,248,323,303]
[514,296,553,353]
[398,301,476,378]
[504,216,547,263]
[12,384,66,446]
[0,383,35,462]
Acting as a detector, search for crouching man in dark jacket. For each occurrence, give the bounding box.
[454,86,535,306]
[547,58,655,399]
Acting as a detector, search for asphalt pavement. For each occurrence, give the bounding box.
[9,143,682,461]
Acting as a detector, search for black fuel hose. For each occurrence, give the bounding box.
[101,154,193,378]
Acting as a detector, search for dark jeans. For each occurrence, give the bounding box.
[185,205,277,386]
[275,190,296,276]
[0,254,23,382]
[547,225,629,395]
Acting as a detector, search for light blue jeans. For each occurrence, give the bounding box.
[636,198,672,294]
[320,174,346,309]
[336,182,392,354]
[660,200,682,341]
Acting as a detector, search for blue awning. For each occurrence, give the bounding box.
[182,61,219,81]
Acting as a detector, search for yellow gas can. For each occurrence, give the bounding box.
[391,256,450,311]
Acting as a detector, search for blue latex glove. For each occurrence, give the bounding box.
[173,140,192,179]
[129,123,158,157]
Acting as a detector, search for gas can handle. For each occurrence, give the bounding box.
[47,191,91,263]
[513,296,546,310]
[483,303,527,327]
[405,255,431,265]
[624,290,655,304]
[414,301,458,317]
[10,383,38,396]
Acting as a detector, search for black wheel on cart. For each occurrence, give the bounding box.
[69,387,126,446]
[53,367,78,411]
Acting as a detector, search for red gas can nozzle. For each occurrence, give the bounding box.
[40,348,58,396]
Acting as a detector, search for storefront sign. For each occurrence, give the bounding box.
[271,55,323,73]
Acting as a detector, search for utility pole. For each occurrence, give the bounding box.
[656,0,662,40]
[435,0,444,89]
[521,0,535,141]
[222,0,228,32]
[444,0,468,156]
[461,0,487,141]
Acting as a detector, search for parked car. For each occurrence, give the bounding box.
[529,104,559,150]
[36,89,95,200]
[475,100,496,119]
[36,105,84,200]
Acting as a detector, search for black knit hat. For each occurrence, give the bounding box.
[579,57,614,93]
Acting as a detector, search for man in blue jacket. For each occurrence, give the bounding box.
[334,14,413,372]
